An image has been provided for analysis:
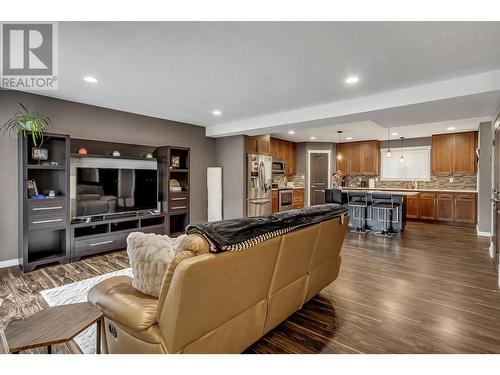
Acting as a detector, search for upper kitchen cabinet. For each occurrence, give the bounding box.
[270,137,296,175]
[361,141,380,175]
[336,143,350,173]
[336,140,380,175]
[349,142,363,174]
[432,131,477,174]
[246,135,271,155]
[453,132,477,174]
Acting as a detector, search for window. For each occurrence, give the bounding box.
[380,146,431,181]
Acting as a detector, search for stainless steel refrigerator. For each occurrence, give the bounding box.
[247,154,272,217]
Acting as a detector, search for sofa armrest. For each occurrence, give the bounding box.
[88,276,158,331]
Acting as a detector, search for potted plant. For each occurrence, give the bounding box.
[0,103,51,146]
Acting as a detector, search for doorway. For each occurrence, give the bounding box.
[307,150,331,206]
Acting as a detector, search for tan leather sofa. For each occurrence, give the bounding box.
[88,214,349,354]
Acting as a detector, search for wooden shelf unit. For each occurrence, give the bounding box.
[18,133,71,272]
[157,146,190,237]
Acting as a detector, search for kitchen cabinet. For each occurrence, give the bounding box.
[349,142,362,174]
[292,189,305,209]
[454,193,476,224]
[405,191,476,225]
[270,137,296,176]
[362,141,380,175]
[419,192,437,220]
[335,140,379,175]
[406,194,420,219]
[432,131,477,174]
[272,190,279,213]
[246,135,271,155]
[436,193,454,221]
[336,143,350,174]
[453,132,477,174]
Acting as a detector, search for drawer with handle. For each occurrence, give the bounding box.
[74,232,128,256]
[28,199,66,230]
[170,198,189,211]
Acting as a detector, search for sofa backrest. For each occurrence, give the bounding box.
[157,215,348,354]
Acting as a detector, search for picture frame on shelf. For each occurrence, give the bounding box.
[27,179,39,198]
[31,147,48,161]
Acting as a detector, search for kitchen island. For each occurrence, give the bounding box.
[326,188,419,233]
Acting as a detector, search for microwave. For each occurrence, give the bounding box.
[272,160,285,174]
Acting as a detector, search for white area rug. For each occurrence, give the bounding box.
[39,268,133,354]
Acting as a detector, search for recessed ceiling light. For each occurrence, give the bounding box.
[83,76,98,83]
[392,132,398,136]
[212,110,222,116]
[288,130,296,135]
[346,137,353,140]
[447,127,456,131]
[345,76,360,84]
[309,136,316,140]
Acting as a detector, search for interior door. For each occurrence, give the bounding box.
[310,153,329,206]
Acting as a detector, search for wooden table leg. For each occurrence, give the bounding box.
[96,318,102,354]
[47,345,52,354]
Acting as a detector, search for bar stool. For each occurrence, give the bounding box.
[347,191,370,233]
[371,193,399,238]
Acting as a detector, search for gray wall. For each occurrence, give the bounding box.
[214,136,246,219]
[478,122,493,233]
[0,90,216,262]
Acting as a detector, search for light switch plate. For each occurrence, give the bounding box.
[449,177,454,183]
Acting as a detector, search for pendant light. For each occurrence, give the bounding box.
[336,130,343,161]
[399,137,405,163]
[385,128,392,158]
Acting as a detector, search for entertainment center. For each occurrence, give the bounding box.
[18,133,190,272]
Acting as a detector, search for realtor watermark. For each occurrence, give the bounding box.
[0,22,58,90]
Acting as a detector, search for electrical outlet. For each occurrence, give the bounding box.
[449,177,454,183]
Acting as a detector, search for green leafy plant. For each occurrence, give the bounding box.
[0,103,50,146]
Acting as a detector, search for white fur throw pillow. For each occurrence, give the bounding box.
[127,232,186,297]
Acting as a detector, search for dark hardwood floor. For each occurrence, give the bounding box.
[1,222,499,354]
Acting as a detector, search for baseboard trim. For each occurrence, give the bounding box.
[0,258,19,269]
[476,226,491,237]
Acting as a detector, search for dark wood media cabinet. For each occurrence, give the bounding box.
[18,134,190,272]
[70,212,167,261]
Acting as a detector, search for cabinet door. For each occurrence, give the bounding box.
[255,135,271,155]
[362,141,379,175]
[453,132,477,174]
[419,192,436,220]
[406,194,420,219]
[432,135,453,174]
[336,143,350,173]
[349,142,362,174]
[272,190,279,213]
[436,193,454,221]
[245,136,257,154]
[283,141,291,175]
[288,142,296,175]
[270,138,279,160]
[292,189,304,209]
[454,193,476,224]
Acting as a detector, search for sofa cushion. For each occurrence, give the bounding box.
[127,232,186,297]
[88,276,158,331]
[156,234,211,311]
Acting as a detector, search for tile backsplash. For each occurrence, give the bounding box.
[346,174,477,191]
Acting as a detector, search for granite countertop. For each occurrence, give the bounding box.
[272,186,305,190]
[340,187,477,194]
[340,188,419,196]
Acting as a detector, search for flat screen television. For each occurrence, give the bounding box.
[75,164,158,217]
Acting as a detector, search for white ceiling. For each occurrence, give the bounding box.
[25,22,500,139]
[272,116,491,143]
